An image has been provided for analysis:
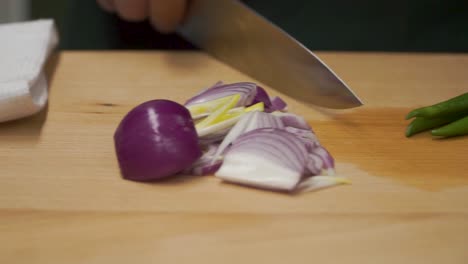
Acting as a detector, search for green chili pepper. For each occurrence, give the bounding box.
[406,92,468,120]
[431,115,468,137]
[405,113,468,137]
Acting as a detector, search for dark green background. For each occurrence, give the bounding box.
[32,0,468,52]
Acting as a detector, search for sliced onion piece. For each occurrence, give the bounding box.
[192,102,264,122]
[184,144,222,176]
[215,128,309,191]
[311,145,335,175]
[251,86,273,111]
[284,126,320,152]
[227,132,306,172]
[245,102,265,112]
[284,127,334,175]
[185,82,257,108]
[197,113,243,138]
[305,153,324,175]
[193,162,222,176]
[212,111,284,163]
[199,134,226,146]
[196,94,240,130]
[272,112,311,130]
[250,86,287,112]
[196,102,266,142]
[270,96,288,112]
[187,94,239,120]
[216,152,302,191]
[296,176,350,192]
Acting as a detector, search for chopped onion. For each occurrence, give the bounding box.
[213,118,339,191]
[212,111,284,163]
[114,79,344,193]
[296,176,350,192]
[284,126,320,152]
[227,129,307,172]
[195,94,240,130]
[305,153,324,175]
[212,110,334,177]
[311,145,335,175]
[197,115,243,142]
[270,96,288,112]
[215,128,309,191]
[284,126,334,175]
[251,86,273,111]
[215,126,343,191]
[251,86,288,113]
[272,112,311,130]
[184,144,222,176]
[196,102,266,144]
[187,94,239,120]
[185,82,257,108]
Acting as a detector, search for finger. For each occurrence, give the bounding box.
[149,0,187,33]
[115,0,149,22]
[97,0,116,12]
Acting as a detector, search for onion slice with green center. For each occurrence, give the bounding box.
[185,82,257,108]
[196,102,265,144]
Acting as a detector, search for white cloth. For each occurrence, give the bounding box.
[0,19,58,122]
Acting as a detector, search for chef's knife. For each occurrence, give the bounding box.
[178,0,362,109]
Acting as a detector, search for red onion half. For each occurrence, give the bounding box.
[114,100,202,181]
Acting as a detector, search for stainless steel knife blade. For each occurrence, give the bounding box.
[177,0,363,109]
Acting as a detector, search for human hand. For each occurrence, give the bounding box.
[97,0,187,33]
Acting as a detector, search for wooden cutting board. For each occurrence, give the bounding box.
[1,51,467,264]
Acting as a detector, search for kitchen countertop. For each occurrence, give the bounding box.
[1,51,467,263]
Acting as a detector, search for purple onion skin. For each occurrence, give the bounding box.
[114,100,202,181]
[270,96,288,112]
[251,86,273,111]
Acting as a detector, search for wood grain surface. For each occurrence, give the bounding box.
[1,51,467,263]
